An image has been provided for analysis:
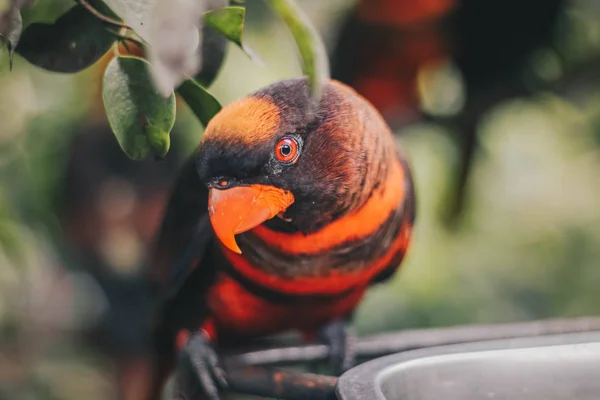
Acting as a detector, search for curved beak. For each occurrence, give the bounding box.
[208,184,294,254]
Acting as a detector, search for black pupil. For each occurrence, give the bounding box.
[280,144,291,156]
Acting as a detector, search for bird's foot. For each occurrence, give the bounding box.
[318,319,357,376]
[174,330,227,400]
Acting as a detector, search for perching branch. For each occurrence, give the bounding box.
[223,315,600,367]
[176,315,600,399]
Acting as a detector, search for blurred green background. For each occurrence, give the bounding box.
[1,0,600,398]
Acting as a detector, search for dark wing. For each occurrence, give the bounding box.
[370,145,416,285]
[148,153,216,299]
[147,153,221,397]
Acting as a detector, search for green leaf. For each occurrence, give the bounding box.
[195,22,228,87]
[15,4,114,72]
[264,0,329,102]
[177,78,222,127]
[203,6,262,65]
[102,56,176,160]
[204,6,243,45]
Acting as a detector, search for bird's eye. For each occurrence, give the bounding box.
[275,137,299,164]
[215,179,230,189]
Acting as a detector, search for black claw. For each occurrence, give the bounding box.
[174,331,227,400]
[318,319,357,376]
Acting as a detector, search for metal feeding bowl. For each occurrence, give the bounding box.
[337,332,600,400]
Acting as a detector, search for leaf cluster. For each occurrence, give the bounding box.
[0,0,328,160]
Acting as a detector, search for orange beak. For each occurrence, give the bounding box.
[208,184,295,254]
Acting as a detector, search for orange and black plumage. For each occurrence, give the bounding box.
[148,78,416,399]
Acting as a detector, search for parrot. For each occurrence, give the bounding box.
[146,77,416,399]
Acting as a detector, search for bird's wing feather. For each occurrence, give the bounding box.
[370,142,416,285]
[148,154,215,299]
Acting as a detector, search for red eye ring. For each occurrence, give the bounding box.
[275,137,299,164]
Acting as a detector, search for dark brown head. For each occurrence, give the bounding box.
[196,78,398,253]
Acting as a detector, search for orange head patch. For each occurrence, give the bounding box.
[201,96,281,146]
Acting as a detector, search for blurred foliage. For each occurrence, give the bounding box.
[0,0,599,399]
[15,3,115,72]
[4,0,326,163]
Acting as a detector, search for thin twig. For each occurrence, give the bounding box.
[106,30,146,49]
[108,26,147,58]
[77,0,130,29]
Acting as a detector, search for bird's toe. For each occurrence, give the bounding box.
[175,330,227,400]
